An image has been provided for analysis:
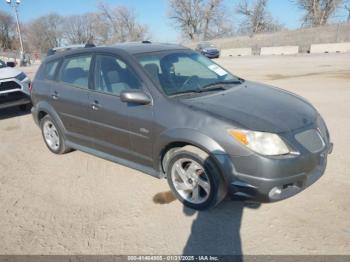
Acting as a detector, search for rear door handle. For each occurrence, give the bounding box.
[51,91,59,100]
[91,100,100,111]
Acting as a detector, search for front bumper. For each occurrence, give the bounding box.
[0,92,31,109]
[0,77,31,109]
[220,142,333,203]
[202,52,220,58]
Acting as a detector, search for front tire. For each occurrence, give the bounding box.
[40,115,70,154]
[166,146,226,210]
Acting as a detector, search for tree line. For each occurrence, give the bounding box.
[0,0,349,54]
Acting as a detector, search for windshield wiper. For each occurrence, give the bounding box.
[200,80,243,90]
[169,89,201,97]
[169,80,243,97]
[169,86,227,97]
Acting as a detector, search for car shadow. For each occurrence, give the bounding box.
[182,199,261,257]
[154,153,261,257]
[181,152,262,257]
[182,199,244,256]
[153,192,260,257]
[0,106,31,120]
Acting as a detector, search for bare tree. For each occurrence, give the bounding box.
[63,14,95,44]
[98,3,149,43]
[168,0,233,41]
[0,10,14,50]
[168,0,203,41]
[21,3,148,52]
[25,13,63,53]
[345,1,350,21]
[203,0,234,39]
[236,0,283,35]
[293,0,343,27]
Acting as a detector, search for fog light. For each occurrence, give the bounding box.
[269,183,302,201]
[269,186,282,198]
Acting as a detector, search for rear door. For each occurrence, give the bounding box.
[89,53,154,167]
[52,53,93,147]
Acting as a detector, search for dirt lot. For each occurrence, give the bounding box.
[0,53,349,255]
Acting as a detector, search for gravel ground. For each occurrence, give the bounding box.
[0,53,349,255]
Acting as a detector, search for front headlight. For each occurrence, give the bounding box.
[15,72,27,81]
[228,129,290,156]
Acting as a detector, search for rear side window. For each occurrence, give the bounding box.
[59,55,92,89]
[43,60,59,81]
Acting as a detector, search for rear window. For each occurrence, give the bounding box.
[59,55,92,89]
[42,60,60,81]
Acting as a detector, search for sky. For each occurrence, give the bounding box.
[0,0,348,42]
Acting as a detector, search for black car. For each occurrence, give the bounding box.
[196,42,220,59]
[31,42,332,210]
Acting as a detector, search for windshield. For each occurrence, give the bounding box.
[0,59,6,69]
[137,51,240,96]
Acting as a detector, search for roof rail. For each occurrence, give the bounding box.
[47,43,96,56]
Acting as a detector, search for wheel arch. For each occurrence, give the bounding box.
[34,101,67,135]
[155,129,228,178]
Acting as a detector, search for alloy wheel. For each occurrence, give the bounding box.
[43,120,60,151]
[171,158,211,204]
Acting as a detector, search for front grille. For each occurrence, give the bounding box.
[295,129,325,153]
[0,81,21,92]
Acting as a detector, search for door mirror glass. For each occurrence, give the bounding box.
[120,91,151,105]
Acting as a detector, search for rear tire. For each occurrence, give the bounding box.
[40,115,70,154]
[166,146,226,210]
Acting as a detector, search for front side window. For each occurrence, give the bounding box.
[59,55,92,89]
[94,55,141,95]
[137,51,240,96]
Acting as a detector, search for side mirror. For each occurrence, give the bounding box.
[6,61,16,68]
[120,90,151,105]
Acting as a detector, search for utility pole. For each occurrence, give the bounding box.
[5,0,25,66]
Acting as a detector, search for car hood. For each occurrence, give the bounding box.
[182,81,318,133]
[0,67,22,80]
